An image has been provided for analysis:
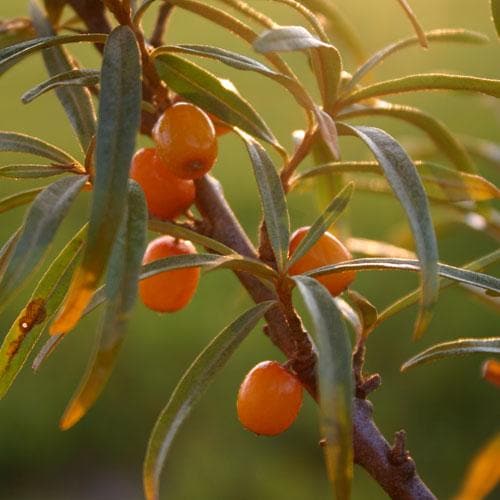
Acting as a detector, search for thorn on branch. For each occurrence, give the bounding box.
[389,430,416,481]
[356,373,381,398]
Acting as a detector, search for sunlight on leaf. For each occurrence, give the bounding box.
[341,74,500,108]
[393,0,428,47]
[0,226,85,398]
[60,182,147,430]
[337,124,438,339]
[50,26,141,335]
[401,337,500,371]
[346,29,488,92]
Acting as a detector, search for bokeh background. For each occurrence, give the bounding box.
[0,1,499,499]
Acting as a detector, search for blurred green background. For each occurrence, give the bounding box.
[0,1,499,499]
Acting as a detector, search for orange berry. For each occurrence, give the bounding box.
[237,361,303,436]
[139,236,200,313]
[153,102,218,180]
[171,95,231,137]
[482,359,500,388]
[288,226,356,296]
[130,148,195,220]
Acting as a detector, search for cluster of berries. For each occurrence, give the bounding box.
[131,102,220,313]
[130,102,356,437]
[237,230,355,436]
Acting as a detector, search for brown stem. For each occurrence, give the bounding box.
[195,175,435,500]
[149,3,173,47]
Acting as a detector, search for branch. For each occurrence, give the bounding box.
[62,3,436,498]
[195,175,436,500]
[149,3,173,47]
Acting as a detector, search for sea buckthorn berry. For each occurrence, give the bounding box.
[288,226,356,296]
[171,95,231,136]
[237,361,303,436]
[153,102,218,180]
[139,236,200,313]
[130,148,195,220]
[482,359,500,388]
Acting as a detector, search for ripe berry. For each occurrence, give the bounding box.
[288,226,356,296]
[237,361,303,436]
[130,148,195,220]
[153,102,218,180]
[139,236,200,313]
[482,359,500,387]
[171,95,231,136]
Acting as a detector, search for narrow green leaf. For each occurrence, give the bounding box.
[0,175,87,312]
[50,26,141,335]
[267,0,342,108]
[253,26,342,110]
[0,226,85,398]
[287,183,354,269]
[295,160,499,202]
[137,0,294,78]
[338,103,476,173]
[0,131,79,165]
[141,253,278,282]
[315,107,340,159]
[377,249,500,328]
[347,290,378,335]
[151,44,313,110]
[239,132,290,270]
[492,0,500,37]
[154,53,282,151]
[401,337,500,371]
[334,297,363,337]
[346,29,489,92]
[0,164,75,178]
[295,275,353,500]
[21,69,100,104]
[29,1,97,152]
[31,334,62,371]
[307,257,500,295]
[148,218,235,256]
[143,301,274,500]
[393,0,428,48]
[0,33,107,76]
[341,74,500,107]
[337,124,439,339]
[0,187,43,215]
[254,25,332,52]
[60,182,148,430]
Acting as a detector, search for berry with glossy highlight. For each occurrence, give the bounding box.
[153,102,218,179]
[139,236,200,313]
[130,148,195,220]
[237,361,303,436]
[288,226,356,296]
